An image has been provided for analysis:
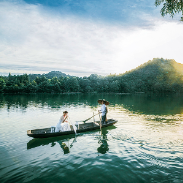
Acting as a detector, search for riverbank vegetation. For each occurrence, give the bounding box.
[1,58,183,94]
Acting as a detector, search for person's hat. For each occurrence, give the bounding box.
[97,99,109,105]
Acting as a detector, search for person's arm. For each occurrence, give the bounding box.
[60,115,65,123]
[98,105,103,113]
[63,115,69,123]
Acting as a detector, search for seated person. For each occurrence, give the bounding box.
[55,111,71,132]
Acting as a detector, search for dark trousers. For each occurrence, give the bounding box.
[101,114,106,125]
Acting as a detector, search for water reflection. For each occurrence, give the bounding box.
[2,93,183,182]
[2,93,183,116]
[114,93,183,115]
[97,129,109,154]
[27,134,76,150]
[96,126,116,154]
[57,138,77,154]
[0,94,102,111]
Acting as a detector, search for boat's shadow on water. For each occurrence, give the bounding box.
[27,134,76,150]
[27,125,117,151]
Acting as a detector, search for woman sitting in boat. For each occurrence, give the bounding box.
[55,111,71,132]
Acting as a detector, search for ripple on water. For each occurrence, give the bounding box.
[1,94,183,183]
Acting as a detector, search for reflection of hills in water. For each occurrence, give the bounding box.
[0,93,103,110]
[1,93,183,115]
[117,93,183,115]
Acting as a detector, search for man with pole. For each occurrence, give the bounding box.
[98,99,107,126]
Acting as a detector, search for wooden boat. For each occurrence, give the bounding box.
[27,125,116,149]
[27,119,117,138]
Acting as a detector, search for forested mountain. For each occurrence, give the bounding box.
[119,58,183,93]
[29,71,69,81]
[1,58,183,94]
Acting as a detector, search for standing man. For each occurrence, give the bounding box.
[99,100,107,125]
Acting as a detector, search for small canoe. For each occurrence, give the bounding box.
[27,119,117,138]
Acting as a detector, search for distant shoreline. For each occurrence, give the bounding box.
[1,58,183,94]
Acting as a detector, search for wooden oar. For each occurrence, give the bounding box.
[76,113,99,123]
[83,113,99,123]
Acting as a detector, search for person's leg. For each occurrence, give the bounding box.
[102,115,106,125]
[101,115,105,124]
[104,114,106,124]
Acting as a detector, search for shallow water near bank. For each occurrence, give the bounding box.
[1,93,183,183]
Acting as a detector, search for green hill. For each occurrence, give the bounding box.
[119,58,183,93]
[44,71,69,79]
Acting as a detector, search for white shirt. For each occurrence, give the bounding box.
[100,104,106,116]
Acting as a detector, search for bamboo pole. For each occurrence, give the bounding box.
[82,113,99,123]
[93,112,95,122]
[99,112,102,131]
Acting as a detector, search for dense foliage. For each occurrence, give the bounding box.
[1,58,183,94]
[155,0,183,21]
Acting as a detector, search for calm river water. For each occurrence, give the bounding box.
[1,93,183,183]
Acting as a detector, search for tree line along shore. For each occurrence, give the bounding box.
[1,58,183,94]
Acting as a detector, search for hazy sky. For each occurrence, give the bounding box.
[0,0,183,76]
